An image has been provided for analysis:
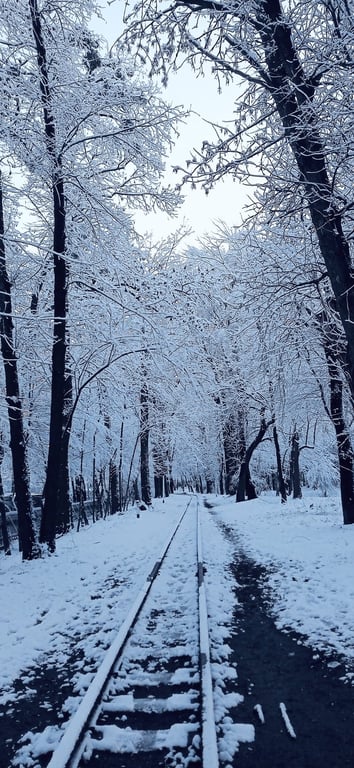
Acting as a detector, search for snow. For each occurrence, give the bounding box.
[0,500,184,695]
[2,490,354,766]
[209,491,354,675]
[254,703,265,724]
[279,702,297,739]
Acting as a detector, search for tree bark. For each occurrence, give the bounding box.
[236,416,274,502]
[110,459,119,514]
[273,424,287,503]
[256,0,354,402]
[289,429,302,499]
[319,313,354,525]
[223,408,246,495]
[0,446,10,555]
[0,176,38,559]
[140,381,151,505]
[223,417,238,495]
[29,0,69,551]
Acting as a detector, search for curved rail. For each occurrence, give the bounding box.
[46,497,193,768]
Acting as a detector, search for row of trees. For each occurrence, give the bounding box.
[1,0,354,560]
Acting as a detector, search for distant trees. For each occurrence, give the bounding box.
[0,0,183,554]
[120,0,354,520]
[0,177,38,559]
[3,0,354,559]
[124,0,354,403]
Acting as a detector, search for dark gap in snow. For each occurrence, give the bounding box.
[212,516,354,768]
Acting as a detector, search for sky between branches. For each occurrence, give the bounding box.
[93,0,248,244]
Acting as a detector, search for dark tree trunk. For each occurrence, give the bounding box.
[319,315,354,525]
[290,430,302,499]
[273,424,287,503]
[236,416,274,502]
[0,449,10,555]
[223,409,246,495]
[257,0,354,402]
[152,442,168,499]
[92,434,96,522]
[118,418,124,513]
[30,0,68,552]
[245,467,257,500]
[0,176,38,560]
[0,502,11,555]
[206,479,214,494]
[154,474,163,498]
[133,476,140,502]
[40,170,67,550]
[56,429,72,534]
[219,468,224,495]
[56,365,73,535]
[140,382,151,505]
[110,459,119,514]
[329,374,354,525]
[223,418,238,495]
[123,433,140,511]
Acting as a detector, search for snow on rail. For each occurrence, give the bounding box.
[46,498,193,768]
[197,498,219,768]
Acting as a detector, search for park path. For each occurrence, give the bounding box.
[213,514,354,768]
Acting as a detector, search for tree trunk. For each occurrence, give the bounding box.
[140,382,151,505]
[29,0,68,552]
[110,459,119,514]
[223,417,238,495]
[290,429,302,499]
[257,0,354,402]
[154,472,163,498]
[152,440,168,499]
[206,479,214,494]
[56,360,73,535]
[329,375,354,525]
[319,315,354,525]
[0,450,10,555]
[273,424,287,503]
[56,428,73,534]
[236,416,274,502]
[118,418,124,513]
[40,169,67,550]
[123,433,140,510]
[0,175,38,560]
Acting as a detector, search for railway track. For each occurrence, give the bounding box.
[44,494,219,768]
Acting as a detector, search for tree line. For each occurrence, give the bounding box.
[1,0,354,560]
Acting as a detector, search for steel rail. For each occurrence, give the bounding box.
[46,496,194,768]
[197,496,220,768]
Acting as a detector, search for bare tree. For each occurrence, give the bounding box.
[124,0,354,401]
[0,174,38,559]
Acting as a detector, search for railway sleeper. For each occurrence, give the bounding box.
[81,722,200,767]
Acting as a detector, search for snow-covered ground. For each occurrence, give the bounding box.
[0,497,186,700]
[210,491,354,679]
[1,489,354,763]
[2,490,354,700]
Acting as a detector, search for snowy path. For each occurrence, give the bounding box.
[210,514,354,768]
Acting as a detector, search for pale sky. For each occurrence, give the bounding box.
[94,1,249,244]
